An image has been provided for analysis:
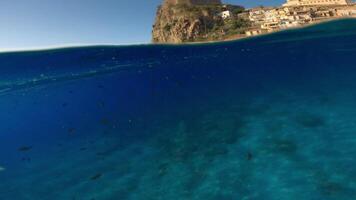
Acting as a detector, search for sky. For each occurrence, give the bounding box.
[0,0,285,51]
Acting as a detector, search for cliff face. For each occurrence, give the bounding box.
[152,1,224,43]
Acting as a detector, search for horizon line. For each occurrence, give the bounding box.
[1,18,355,54]
[0,42,153,53]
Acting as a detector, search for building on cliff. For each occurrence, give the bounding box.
[283,0,352,7]
[220,10,232,19]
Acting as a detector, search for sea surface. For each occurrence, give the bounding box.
[1,19,356,200]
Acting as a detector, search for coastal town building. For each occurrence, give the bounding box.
[245,3,355,36]
[220,10,232,19]
[336,5,356,16]
[248,6,313,31]
[154,0,356,43]
[248,7,274,24]
[283,0,352,7]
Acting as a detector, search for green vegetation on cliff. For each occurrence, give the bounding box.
[152,3,251,43]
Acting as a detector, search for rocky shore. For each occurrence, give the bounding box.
[152,0,356,43]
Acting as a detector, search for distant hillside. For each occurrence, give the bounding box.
[152,0,250,43]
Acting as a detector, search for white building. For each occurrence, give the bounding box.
[220,10,232,19]
[336,6,356,16]
[248,7,274,24]
[283,0,352,7]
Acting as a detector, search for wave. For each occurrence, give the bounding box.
[0,62,159,95]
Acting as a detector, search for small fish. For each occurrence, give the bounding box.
[80,147,87,151]
[100,118,110,126]
[0,166,5,172]
[21,157,31,162]
[175,81,182,87]
[247,152,253,161]
[68,128,76,134]
[90,173,102,181]
[18,146,32,152]
[96,152,106,156]
[97,101,105,108]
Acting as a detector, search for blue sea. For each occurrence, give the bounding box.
[1,19,356,200]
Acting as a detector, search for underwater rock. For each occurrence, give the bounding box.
[183,170,208,193]
[295,113,325,128]
[154,109,248,164]
[0,166,5,172]
[319,181,351,197]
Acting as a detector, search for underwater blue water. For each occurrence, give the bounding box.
[1,19,356,200]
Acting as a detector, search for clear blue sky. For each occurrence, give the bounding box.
[0,0,284,51]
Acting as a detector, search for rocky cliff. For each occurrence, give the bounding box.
[152,0,248,43]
